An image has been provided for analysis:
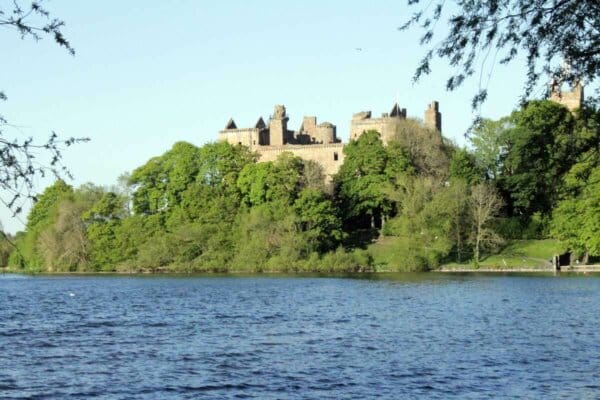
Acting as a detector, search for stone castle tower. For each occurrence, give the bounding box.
[550,82,584,112]
[424,101,442,132]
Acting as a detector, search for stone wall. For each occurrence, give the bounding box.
[219,128,261,148]
[256,143,345,181]
[350,116,404,144]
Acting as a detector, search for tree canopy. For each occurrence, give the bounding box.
[400,0,600,109]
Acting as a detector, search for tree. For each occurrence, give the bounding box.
[335,130,391,229]
[400,0,600,109]
[449,148,483,185]
[391,119,449,178]
[470,118,510,180]
[500,100,576,215]
[432,179,471,262]
[1,1,87,216]
[551,150,600,261]
[9,180,74,270]
[469,184,504,264]
[293,189,343,252]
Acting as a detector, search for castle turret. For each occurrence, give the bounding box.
[269,105,289,146]
[315,122,336,144]
[424,101,442,132]
[301,116,317,137]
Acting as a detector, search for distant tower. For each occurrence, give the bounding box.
[269,105,289,146]
[424,101,442,132]
[549,82,583,112]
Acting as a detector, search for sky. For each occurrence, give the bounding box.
[0,0,555,233]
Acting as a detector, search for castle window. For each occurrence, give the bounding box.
[238,142,242,145]
[334,152,339,161]
[253,140,256,145]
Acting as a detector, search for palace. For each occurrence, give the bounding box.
[219,101,442,180]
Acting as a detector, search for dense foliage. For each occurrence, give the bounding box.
[3,100,598,273]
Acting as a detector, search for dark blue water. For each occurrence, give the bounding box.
[1,273,599,399]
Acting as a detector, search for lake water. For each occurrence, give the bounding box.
[1,273,599,399]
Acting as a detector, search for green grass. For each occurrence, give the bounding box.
[442,239,565,270]
[367,236,410,270]
[368,237,566,271]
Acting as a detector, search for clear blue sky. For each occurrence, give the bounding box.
[0,0,542,233]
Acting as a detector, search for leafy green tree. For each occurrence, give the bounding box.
[25,180,74,230]
[432,179,471,262]
[335,130,391,229]
[84,191,130,270]
[237,162,273,207]
[293,189,343,252]
[500,100,576,215]
[302,160,327,192]
[129,141,200,215]
[10,180,74,269]
[36,198,89,272]
[0,231,15,268]
[112,214,164,268]
[384,141,414,178]
[449,148,483,185]
[383,175,466,270]
[470,118,509,180]
[9,182,104,272]
[551,150,600,261]
[238,152,306,207]
[231,201,301,272]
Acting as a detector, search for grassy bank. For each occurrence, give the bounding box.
[368,238,566,271]
[440,239,565,271]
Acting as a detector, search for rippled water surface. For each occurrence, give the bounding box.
[1,273,599,399]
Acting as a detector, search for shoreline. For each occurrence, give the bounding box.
[438,265,600,273]
[3,266,600,276]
